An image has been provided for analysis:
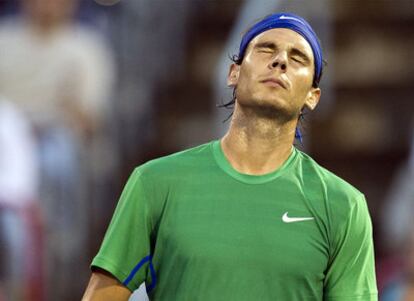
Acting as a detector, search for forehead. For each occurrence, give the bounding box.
[249,28,314,61]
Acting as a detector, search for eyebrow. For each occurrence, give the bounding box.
[254,41,311,64]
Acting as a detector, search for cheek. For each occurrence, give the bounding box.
[291,68,314,92]
[237,65,255,89]
[235,66,258,102]
[244,51,254,65]
[238,53,263,84]
[296,67,312,78]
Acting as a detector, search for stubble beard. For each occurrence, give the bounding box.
[236,89,301,124]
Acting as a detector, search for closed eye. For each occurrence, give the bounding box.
[255,42,277,54]
[290,48,311,65]
[257,48,274,54]
[291,56,304,64]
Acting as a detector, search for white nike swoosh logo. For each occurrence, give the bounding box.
[282,212,314,223]
[279,15,298,21]
[279,15,305,25]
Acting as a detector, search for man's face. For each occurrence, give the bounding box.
[22,0,77,27]
[228,28,320,120]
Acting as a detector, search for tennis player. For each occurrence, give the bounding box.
[83,12,378,300]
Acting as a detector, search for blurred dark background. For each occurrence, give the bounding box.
[0,0,413,300]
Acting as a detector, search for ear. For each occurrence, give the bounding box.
[227,63,240,87]
[304,87,321,111]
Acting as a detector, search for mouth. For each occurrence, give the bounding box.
[260,78,287,89]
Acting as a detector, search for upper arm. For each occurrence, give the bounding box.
[324,195,378,300]
[89,168,156,292]
[82,269,132,301]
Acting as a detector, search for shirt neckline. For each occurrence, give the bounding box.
[211,139,298,184]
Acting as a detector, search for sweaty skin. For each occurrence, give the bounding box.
[222,28,320,175]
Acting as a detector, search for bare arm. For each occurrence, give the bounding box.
[82,269,132,301]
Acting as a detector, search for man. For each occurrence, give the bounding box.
[0,99,40,301]
[83,13,378,300]
[0,0,115,299]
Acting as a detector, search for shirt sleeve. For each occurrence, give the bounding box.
[323,195,378,301]
[91,168,155,292]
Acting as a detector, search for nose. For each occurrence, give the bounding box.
[269,52,287,71]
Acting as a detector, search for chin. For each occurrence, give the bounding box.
[249,95,299,121]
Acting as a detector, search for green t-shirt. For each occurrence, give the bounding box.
[92,140,378,300]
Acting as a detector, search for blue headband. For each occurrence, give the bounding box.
[238,13,323,86]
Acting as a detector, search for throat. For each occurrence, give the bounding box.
[220,102,299,175]
[220,130,294,175]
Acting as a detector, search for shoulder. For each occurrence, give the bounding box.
[123,142,214,207]
[294,150,372,243]
[0,18,25,45]
[69,24,112,53]
[56,25,112,63]
[134,141,214,181]
[294,149,365,210]
[0,17,21,34]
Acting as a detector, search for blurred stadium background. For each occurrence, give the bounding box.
[0,0,413,300]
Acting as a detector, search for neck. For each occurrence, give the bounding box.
[221,102,297,175]
[25,17,66,38]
